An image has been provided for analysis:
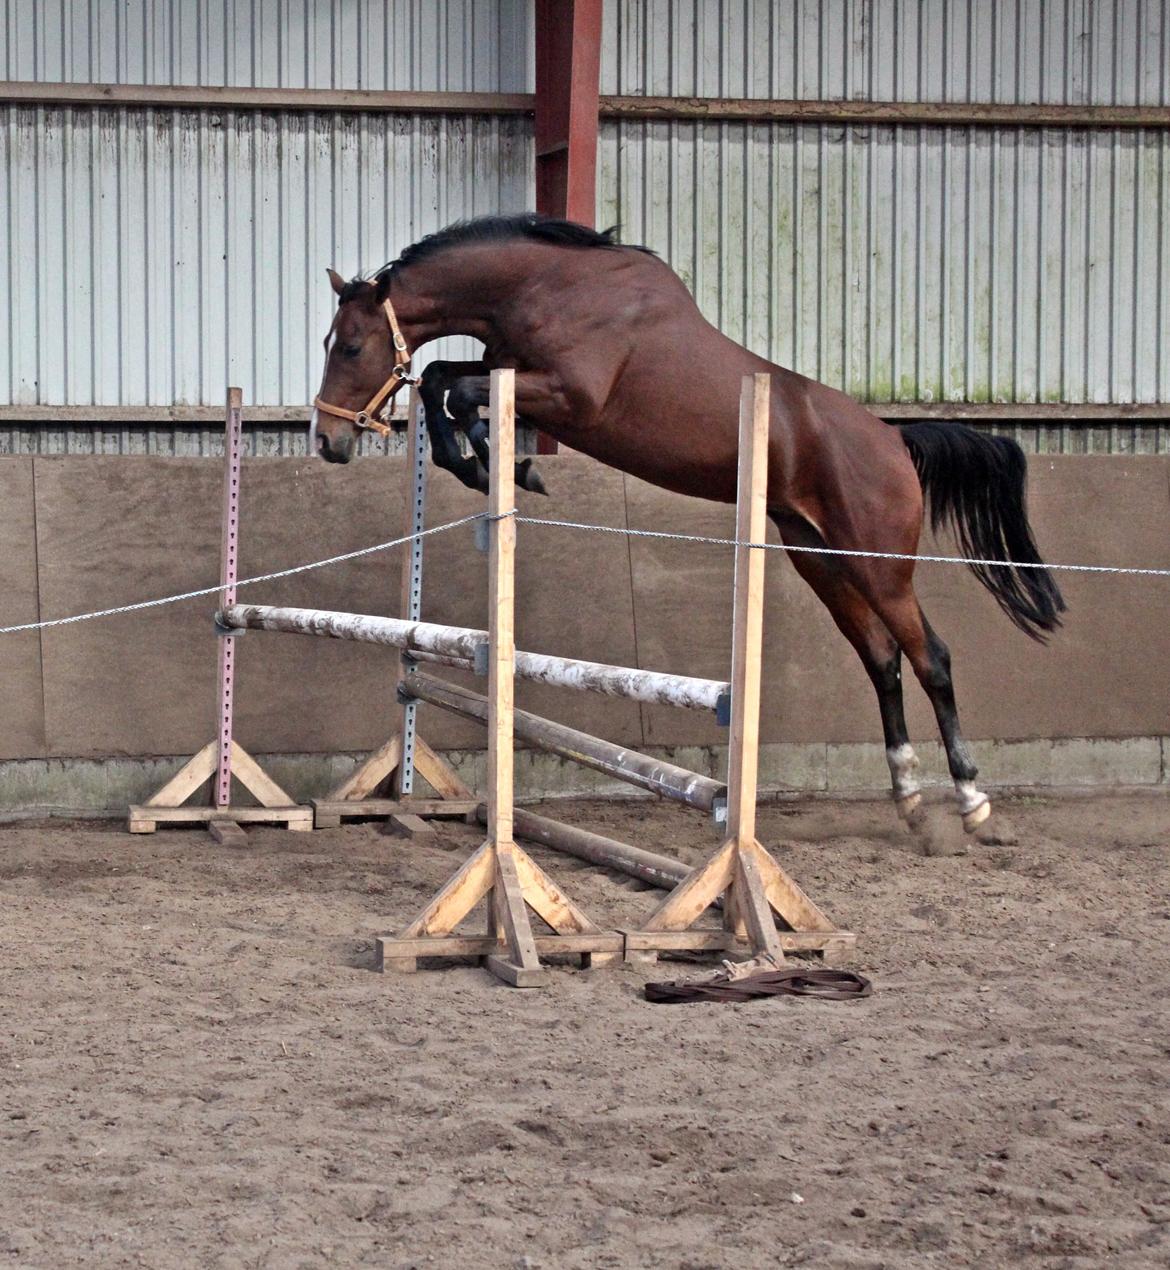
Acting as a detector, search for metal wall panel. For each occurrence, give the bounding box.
[0,0,533,90]
[2,0,1168,447]
[4,420,1167,458]
[0,105,533,408]
[7,1,1168,105]
[598,117,1170,405]
[601,0,1170,106]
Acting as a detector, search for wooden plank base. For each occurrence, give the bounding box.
[622,832,849,963]
[485,953,545,987]
[384,812,436,840]
[376,835,624,986]
[376,930,625,966]
[208,818,248,846]
[128,804,313,833]
[312,797,478,829]
[621,928,856,960]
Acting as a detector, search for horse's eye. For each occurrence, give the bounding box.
[341,343,361,359]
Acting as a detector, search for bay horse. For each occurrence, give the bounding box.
[309,215,1064,831]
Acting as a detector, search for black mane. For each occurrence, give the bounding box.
[341,214,655,300]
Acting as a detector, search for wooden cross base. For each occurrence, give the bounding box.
[128,739,312,835]
[377,838,623,987]
[312,733,474,829]
[622,835,853,964]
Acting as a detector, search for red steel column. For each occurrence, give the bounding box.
[534,0,602,452]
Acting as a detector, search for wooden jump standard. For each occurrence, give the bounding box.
[369,371,621,984]
[395,373,853,966]
[217,371,853,980]
[311,389,478,836]
[622,376,850,963]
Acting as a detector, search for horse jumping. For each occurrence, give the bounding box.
[308,214,1065,830]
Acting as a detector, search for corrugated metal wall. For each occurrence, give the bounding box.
[0,0,533,90]
[600,0,1170,104]
[598,0,1170,424]
[1,0,1168,458]
[598,120,1170,410]
[0,106,531,407]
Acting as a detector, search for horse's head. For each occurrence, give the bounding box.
[310,269,409,463]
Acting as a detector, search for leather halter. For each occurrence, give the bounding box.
[313,297,418,439]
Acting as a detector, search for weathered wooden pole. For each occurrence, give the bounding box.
[402,672,726,813]
[481,803,701,895]
[217,605,729,712]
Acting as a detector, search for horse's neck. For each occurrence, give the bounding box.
[392,248,526,350]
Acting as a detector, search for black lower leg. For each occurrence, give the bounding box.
[419,363,489,493]
[921,619,978,783]
[869,649,911,753]
[449,379,548,494]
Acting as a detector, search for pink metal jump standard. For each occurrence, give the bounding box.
[127,388,312,838]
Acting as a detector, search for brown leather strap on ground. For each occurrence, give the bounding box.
[644,966,872,1004]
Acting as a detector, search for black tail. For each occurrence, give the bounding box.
[899,421,1066,641]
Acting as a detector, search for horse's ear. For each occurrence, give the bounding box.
[373,271,391,303]
[326,267,346,297]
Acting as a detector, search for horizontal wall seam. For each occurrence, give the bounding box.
[3,404,1170,425]
[4,81,1170,130]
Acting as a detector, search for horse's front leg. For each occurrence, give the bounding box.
[445,375,552,495]
[418,361,490,493]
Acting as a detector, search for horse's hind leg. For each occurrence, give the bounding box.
[865,581,991,832]
[774,515,922,819]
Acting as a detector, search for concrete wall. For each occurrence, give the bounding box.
[1,452,1167,809]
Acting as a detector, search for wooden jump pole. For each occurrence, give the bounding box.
[624,373,853,963]
[218,605,730,712]
[481,803,696,892]
[376,370,623,986]
[400,671,727,813]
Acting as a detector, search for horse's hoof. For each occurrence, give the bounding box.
[961,799,991,833]
[517,458,548,496]
[894,791,922,821]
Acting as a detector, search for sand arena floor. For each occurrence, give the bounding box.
[2,792,1169,1268]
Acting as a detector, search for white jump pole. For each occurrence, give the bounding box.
[217,604,729,713]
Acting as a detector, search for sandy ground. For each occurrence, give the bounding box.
[2,792,1169,1268]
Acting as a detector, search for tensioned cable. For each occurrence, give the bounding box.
[512,514,1170,578]
[0,510,491,635]
[3,506,1167,638]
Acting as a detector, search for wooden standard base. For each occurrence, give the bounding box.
[312,798,478,830]
[314,734,474,828]
[377,838,623,987]
[128,739,312,834]
[623,834,850,964]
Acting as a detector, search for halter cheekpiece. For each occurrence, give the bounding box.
[313,297,419,439]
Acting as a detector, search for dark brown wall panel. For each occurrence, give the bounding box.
[19,451,1170,763]
[0,459,46,759]
[910,457,1170,741]
[627,456,1170,747]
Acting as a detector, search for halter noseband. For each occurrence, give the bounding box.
[313,297,419,439]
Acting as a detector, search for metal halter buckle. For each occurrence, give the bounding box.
[354,411,372,430]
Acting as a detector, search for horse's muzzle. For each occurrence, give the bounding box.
[316,428,356,464]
